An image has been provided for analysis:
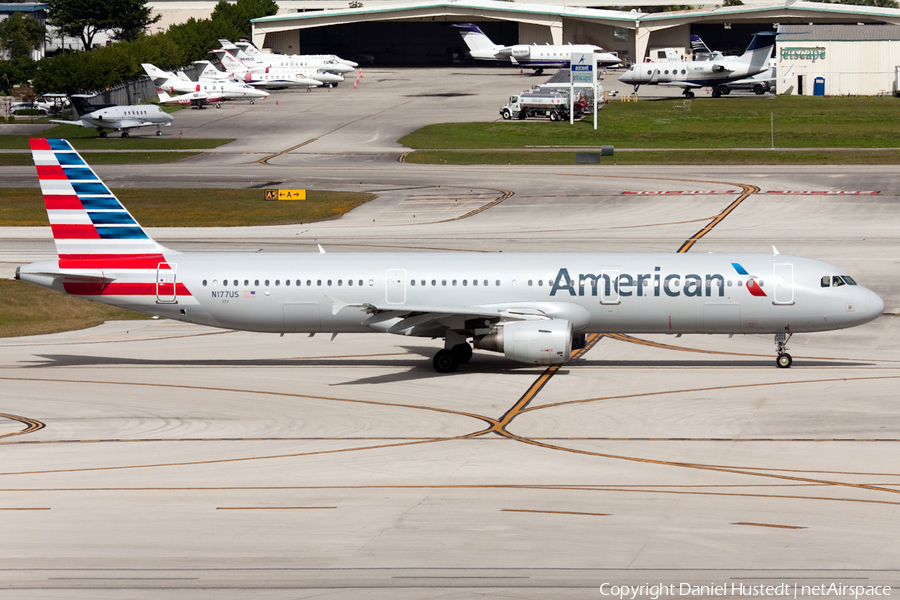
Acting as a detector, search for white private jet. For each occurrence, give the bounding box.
[51,95,173,138]
[142,62,269,107]
[219,39,356,74]
[17,139,884,373]
[453,23,621,75]
[211,49,338,88]
[620,32,776,98]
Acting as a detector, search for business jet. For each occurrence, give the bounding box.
[211,49,337,88]
[142,63,269,107]
[51,95,173,138]
[233,40,358,69]
[620,32,775,98]
[219,39,356,74]
[18,139,884,373]
[453,23,621,74]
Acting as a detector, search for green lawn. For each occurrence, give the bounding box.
[400,96,900,151]
[406,148,900,165]
[0,188,377,227]
[0,152,202,166]
[0,123,233,150]
[0,279,149,338]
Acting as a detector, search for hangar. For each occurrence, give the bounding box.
[250,0,900,69]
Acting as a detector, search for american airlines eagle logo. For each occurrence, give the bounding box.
[732,263,767,297]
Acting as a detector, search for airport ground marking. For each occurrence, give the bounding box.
[258,99,415,165]
[502,509,610,517]
[521,375,900,413]
[733,522,807,529]
[0,413,45,439]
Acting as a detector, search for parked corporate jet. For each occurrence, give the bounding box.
[453,23,621,74]
[211,49,337,88]
[142,63,269,107]
[17,139,884,373]
[219,39,357,74]
[619,32,776,98]
[51,96,173,137]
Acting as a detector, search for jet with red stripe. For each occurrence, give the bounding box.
[17,139,884,372]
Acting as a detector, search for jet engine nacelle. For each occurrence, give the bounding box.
[474,319,573,365]
[510,46,531,59]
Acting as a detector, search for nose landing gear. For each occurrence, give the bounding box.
[775,332,792,368]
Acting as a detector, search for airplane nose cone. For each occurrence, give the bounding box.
[865,289,885,322]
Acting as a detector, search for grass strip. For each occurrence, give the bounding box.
[406,149,900,165]
[0,152,201,166]
[0,279,148,338]
[399,96,900,150]
[0,123,232,150]
[0,188,376,227]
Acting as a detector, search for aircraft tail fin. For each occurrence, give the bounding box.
[453,23,500,53]
[235,41,261,56]
[739,32,776,71]
[29,138,170,261]
[212,49,250,74]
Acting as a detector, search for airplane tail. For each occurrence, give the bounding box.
[234,41,262,56]
[142,63,175,85]
[738,32,776,71]
[453,23,501,53]
[212,49,250,74]
[157,90,174,103]
[20,139,186,304]
[176,71,192,81]
[193,60,228,80]
[29,139,170,260]
[690,34,712,56]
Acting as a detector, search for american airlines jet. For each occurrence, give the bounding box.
[17,140,884,372]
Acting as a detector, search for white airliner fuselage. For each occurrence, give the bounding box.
[17,139,884,373]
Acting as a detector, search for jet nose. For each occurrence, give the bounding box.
[864,289,885,322]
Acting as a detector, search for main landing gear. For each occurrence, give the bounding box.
[433,343,472,374]
[775,332,792,368]
[683,89,695,99]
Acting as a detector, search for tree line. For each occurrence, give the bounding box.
[1,0,277,94]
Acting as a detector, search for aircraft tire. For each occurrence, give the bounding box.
[156,130,162,136]
[99,131,107,138]
[451,343,473,364]
[685,91,694,99]
[433,350,458,373]
[776,353,793,368]
[122,132,129,138]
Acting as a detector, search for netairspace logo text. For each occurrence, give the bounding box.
[598,583,891,600]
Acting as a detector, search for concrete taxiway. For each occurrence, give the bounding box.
[1,67,899,599]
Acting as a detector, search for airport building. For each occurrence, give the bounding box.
[150,0,900,95]
[776,24,900,96]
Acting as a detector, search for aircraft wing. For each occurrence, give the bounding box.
[51,119,88,127]
[654,81,705,89]
[330,300,554,336]
[116,119,166,129]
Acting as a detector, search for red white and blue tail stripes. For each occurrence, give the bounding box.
[30,138,167,260]
[30,139,191,300]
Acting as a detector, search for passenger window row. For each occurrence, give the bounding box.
[202,278,376,287]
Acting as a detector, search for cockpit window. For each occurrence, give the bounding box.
[832,276,846,287]
[821,276,830,287]
[843,275,857,285]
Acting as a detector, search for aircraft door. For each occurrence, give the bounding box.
[385,269,406,304]
[156,263,177,304]
[601,270,620,305]
[773,263,794,305]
